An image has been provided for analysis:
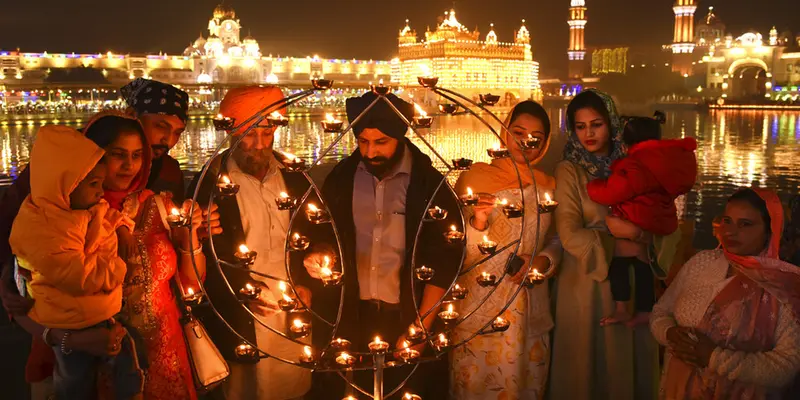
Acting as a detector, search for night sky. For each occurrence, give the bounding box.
[1,0,796,76]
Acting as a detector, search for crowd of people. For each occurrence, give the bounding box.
[0,78,799,400]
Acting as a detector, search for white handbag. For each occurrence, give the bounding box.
[154,194,230,392]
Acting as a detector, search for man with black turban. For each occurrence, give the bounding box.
[302,92,460,398]
[119,78,189,202]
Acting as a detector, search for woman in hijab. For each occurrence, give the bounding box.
[652,188,800,398]
[549,89,659,400]
[451,101,562,400]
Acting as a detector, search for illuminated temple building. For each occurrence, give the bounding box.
[0,3,391,91]
[395,10,541,101]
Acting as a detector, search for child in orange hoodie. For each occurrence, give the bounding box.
[9,125,144,399]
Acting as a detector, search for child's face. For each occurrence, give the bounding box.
[70,163,107,210]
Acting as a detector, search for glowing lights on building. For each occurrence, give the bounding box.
[672,0,697,54]
[567,0,588,78]
[396,9,539,99]
[591,48,629,75]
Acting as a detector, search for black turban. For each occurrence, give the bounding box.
[345,92,414,139]
[120,78,189,123]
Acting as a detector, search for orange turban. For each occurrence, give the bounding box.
[219,85,286,134]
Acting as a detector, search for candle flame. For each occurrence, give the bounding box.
[282,293,293,302]
[307,203,319,212]
[434,206,441,211]
[303,346,312,357]
[279,192,289,199]
[187,287,194,296]
[293,319,304,329]
[402,340,410,349]
[270,111,282,118]
[216,113,224,119]
[413,103,427,117]
[239,244,250,254]
[439,333,447,342]
[293,233,300,240]
[454,284,461,290]
[220,175,231,185]
[245,283,254,291]
[409,326,416,335]
[324,113,336,123]
[450,225,457,232]
[404,393,414,400]
[483,235,490,243]
[545,192,552,203]
[482,271,490,278]
[501,198,508,205]
[323,256,330,269]
[374,336,382,343]
[493,142,501,150]
[379,78,384,85]
[170,207,180,216]
[447,303,454,313]
[278,281,287,293]
[467,187,473,196]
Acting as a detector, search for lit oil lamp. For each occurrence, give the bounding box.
[321,113,343,133]
[319,257,343,287]
[275,192,297,211]
[330,338,352,352]
[166,207,188,229]
[370,79,390,95]
[438,303,460,325]
[369,336,390,354]
[403,393,422,400]
[476,271,498,287]
[413,103,432,128]
[216,174,240,196]
[299,345,316,366]
[479,93,501,106]
[450,283,468,300]
[478,235,498,255]
[238,282,262,301]
[234,244,258,267]
[414,266,435,281]
[452,157,473,171]
[289,233,310,251]
[335,351,356,367]
[267,111,289,127]
[491,316,511,332]
[234,343,258,359]
[538,192,559,214]
[434,333,450,351]
[417,76,439,88]
[183,287,203,304]
[426,205,448,220]
[282,153,306,172]
[487,143,510,159]
[524,268,546,288]
[278,293,297,312]
[499,199,524,219]
[398,341,420,363]
[444,225,465,244]
[520,134,543,150]
[289,318,311,338]
[438,103,458,114]
[460,187,478,206]
[407,325,426,343]
[311,78,334,90]
[306,203,330,224]
[213,113,235,130]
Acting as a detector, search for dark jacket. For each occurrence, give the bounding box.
[148,154,185,204]
[310,139,463,349]
[188,150,311,361]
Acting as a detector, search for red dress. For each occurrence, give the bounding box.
[587,138,698,236]
[121,190,197,400]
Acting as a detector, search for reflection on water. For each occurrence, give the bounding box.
[2,109,799,249]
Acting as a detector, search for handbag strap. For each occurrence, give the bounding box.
[153,193,194,313]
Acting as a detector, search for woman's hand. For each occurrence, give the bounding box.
[470,193,497,231]
[303,252,334,280]
[606,215,650,243]
[183,200,204,233]
[667,326,716,368]
[116,226,136,262]
[245,281,280,317]
[199,203,222,240]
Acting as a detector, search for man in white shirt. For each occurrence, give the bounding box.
[192,86,312,400]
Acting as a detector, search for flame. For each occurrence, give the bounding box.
[439,333,447,343]
[496,316,506,323]
[293,319,304,329]
[374,336,383,343]
[278,281,287,293]
[413,102,428,117]
[419,64,431,77]
[454,284,461,290]
[270,111,283,119]
[220,175,231,185]
[187,287,195,296]
[282,293,293,302]
[492,142,501,150]
[545,192,553,203]
[466,187,473,197]
[307,203,319,212]
[409,326,416,336]
[279,192,289,199]
[216,113,224,119]
[170,207,181,216]
[450,225,457,232]
[500,198,509,206]
[324,113,336,123]
[238,244,250,254]
[323,256,331,269]
[447,303,454,313]
[404,393,414,400]
[245,283,254,291]
[402,340,410,349]
[293,233,300,240]
[434,206,441,211]
[303,346,312,357]
[483,235,490,243]
[379,78,384,85]
[482,271,490,279]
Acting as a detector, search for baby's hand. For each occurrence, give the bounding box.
[116,227,136,262]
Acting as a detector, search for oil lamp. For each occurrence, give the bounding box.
[216,175,239,197]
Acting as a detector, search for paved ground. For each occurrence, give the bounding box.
[0,304,32,400]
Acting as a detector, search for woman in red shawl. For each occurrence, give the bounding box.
[651,188,800,399]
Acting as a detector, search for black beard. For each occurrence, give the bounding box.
[362,143,405,179]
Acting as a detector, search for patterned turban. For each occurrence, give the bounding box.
[120,78,189,122]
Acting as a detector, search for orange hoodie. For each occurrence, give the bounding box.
[9,125,128,329]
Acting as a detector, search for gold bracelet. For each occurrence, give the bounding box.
[178,246,203,256]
